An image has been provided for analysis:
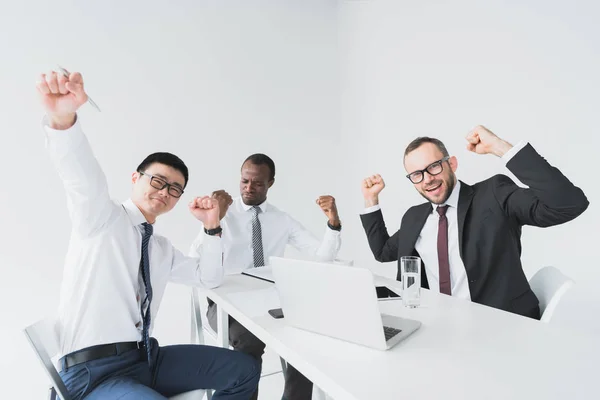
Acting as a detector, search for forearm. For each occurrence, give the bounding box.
[44,116,114,234]
[315,229,342,261]
[176,235,224,289]
[507,144,589,209]
[360,209,398,262]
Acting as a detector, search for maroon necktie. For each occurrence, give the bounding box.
[436,205,452,295]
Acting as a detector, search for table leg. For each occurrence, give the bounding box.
[216,303,229,348]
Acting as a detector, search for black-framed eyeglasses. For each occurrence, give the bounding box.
[406,156,450,184]
[138,171,185,198]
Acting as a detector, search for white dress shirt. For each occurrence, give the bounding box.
[44,117,224,356]
[189,197,341,274]
[363,141,527,300]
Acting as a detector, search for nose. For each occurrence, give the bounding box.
[158,186,170,197]
[422,172,436,185]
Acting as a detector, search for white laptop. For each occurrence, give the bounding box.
[270,257,421,350]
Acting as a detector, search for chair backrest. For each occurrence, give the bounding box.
[528,266,574,323]
[23,317,72,400]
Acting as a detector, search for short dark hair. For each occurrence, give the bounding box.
[136,152,189,188]
[243,153,275,181]
[404,137,450,159]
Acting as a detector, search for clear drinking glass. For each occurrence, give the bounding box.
[401,256,421,308]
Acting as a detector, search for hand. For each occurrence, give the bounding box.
[316,195,340,227]
[211,190,233,220]
[466,125,513,157]
[361,174,385,207]
[189,196,221,229]
[36,70,89,130]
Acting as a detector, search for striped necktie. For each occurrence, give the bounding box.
[140,222,154,365]
[251,206,265,268]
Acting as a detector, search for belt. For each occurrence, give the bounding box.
[59,341,144,371]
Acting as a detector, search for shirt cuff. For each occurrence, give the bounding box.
[361,205,381,215]
[501,140,528,163]
[43,114,84,148]
[201,233,222,248]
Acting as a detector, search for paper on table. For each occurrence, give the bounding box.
[226,286,282,318]
[241,266,275,283]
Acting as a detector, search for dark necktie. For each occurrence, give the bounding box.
[251,206,265,267]
[140,222,154,365]
[436,206,452,295]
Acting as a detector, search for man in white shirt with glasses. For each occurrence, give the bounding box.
[37,69,259,399]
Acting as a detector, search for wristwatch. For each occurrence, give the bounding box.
[204,226,223,236]
[327,221,342,231]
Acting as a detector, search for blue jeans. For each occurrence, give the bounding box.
[59,338,260,399]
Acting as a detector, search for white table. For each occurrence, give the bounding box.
[206,269,599,400]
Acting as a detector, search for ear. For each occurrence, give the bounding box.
[132,171,140,184]
[268,179,275,189]
[449,156,458,173]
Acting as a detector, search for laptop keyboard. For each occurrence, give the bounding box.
[383,326,402,341]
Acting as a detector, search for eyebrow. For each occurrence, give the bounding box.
[409,159,443,175]
[154,174,184,189]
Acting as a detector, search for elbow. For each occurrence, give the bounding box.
[574,191,590,216]
[373,251,386,263]
[203,273,224,289]
[204,280,221,290]
[564,188,590,220]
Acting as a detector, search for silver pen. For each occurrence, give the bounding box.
[56,65,101,112]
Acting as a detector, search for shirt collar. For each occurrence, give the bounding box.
[239,197,268,213]
[436,180,461,209]
[123,198,150,227]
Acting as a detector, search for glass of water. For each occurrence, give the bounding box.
[401,256,421,308]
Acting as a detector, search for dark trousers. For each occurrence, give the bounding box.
[207,302,313,400]
[59,337,260,399]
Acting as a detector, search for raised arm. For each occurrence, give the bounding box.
[37,70,117,237]
[173,196,224,288]
[466,125,589,226]
[287,195,342,261]
[359,174,400,262]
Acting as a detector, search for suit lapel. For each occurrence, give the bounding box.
[457,180,474,262]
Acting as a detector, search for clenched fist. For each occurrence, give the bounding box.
[36,70,88,130]
[316,195,341,228]
[211,190,233,220]
[189,196,221,229]
[361,174,385,207]
[466,125,513,157]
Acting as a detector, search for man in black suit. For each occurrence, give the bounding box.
[360,125,588,319]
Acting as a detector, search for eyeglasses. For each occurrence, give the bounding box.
[138,171,184,198]
[406,156,450,184]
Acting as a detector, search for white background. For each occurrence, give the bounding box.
[0,0,598,397]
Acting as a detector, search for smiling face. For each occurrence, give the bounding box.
[131,162,185,223]
[404,142,458,205]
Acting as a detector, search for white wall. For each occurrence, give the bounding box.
[0,1,338,396]
[338,0,600,330]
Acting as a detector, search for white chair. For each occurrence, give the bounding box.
[528,266,574,323]
[23,317,207,400]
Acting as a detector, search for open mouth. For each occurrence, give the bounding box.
[425,182,442,194]
[425,182,442,196]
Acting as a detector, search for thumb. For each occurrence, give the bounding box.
[466,143,476,152]
[65,81,83,94]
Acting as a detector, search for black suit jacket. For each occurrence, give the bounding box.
[361,144,589,318]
